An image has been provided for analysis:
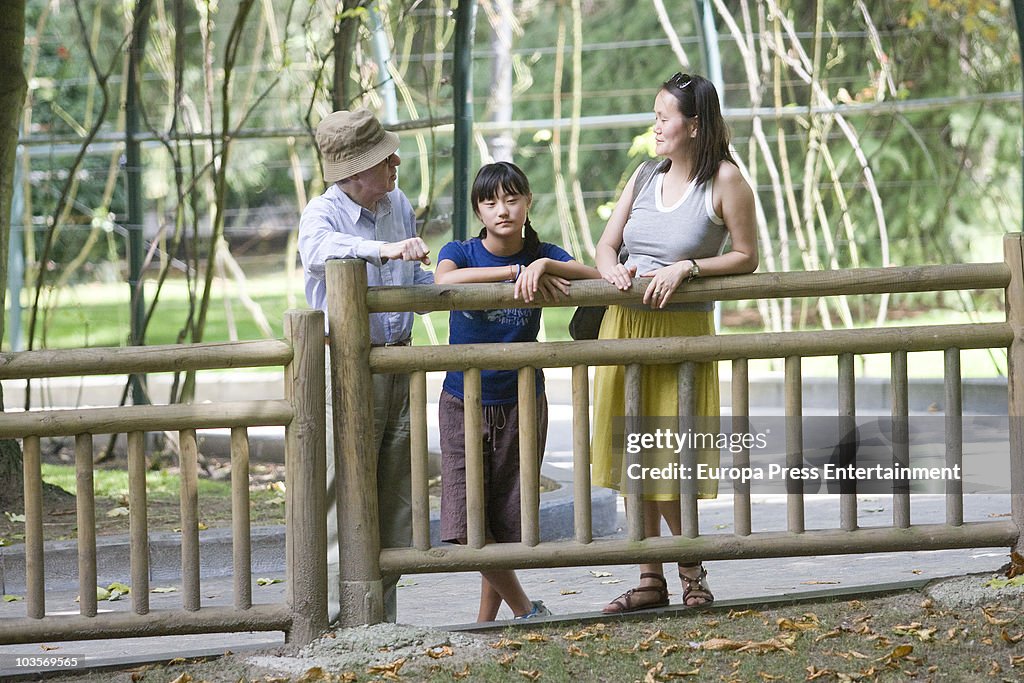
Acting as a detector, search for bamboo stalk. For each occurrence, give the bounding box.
[518,368,540,547]
[127,431,149,615]
[571,365,592,544]
[368,323,1011,374]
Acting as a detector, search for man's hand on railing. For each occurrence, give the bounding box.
[380,237,431,265]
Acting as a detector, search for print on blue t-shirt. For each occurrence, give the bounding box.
[438,237,574,405]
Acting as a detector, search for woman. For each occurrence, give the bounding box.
[592,73,757,613]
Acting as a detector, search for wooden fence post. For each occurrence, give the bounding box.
[326,259,383,625]
[284,309,328,643]
[1003,233,1024,554]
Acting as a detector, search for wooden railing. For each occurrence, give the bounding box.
[327,234,1024,626]
[0,310,327,645]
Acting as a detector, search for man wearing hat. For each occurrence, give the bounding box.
[299,108,433,623]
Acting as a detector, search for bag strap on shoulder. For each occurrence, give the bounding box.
[630,159,661,208]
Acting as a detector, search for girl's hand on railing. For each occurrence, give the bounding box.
[641,262,687,309]
[515,260,569,302]
[600,262,636,291]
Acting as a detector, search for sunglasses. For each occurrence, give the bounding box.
[668,72,693,89]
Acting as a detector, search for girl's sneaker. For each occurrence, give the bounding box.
[515,600,551,619]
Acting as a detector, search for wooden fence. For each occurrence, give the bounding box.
[327,233,1024,626]
[0,310,327,645]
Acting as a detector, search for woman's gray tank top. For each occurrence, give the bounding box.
[623,165,728,312]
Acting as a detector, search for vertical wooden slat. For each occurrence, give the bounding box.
[326,260,382,626]
[409,370,431,550]
[731,359,751,537]
[785,356,805,534]
[23,435,44,619]
[127,431,149,615]
[284,308,328,642]
[75,433,97,617]
[678,362,698,539]
[518,367,540,547]
[891,350,911,529]
[1005,234,1024,553]
[464,368,486,549]
[625,363,644,542]
[179,428,201,611]
[944,348,964,527]
[231,426,252,610]
[571,365,593,544]
[838,353,858,531]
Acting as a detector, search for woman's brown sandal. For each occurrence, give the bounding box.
[602,572,670,614]
[679,564,714,607]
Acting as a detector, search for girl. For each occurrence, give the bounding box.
[593,73,758,613]
[435,161,599,621]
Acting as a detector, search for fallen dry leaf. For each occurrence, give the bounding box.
[425,645,453,659]
[366,658,405,677]
[167,674,192,683]
[1003,630,1024,644]
[560,589,580,595]
[40,644,59,651]
[567,644,587,658]
[1011,655,1024,667]
[814,628,843,642]
[989,660,1002,675]
[524,632,549,643]
[451,664,471,679]
[517,669,541,680]
[497,653,518,667]
[1008,550,1024,578]
[757,672,783,681]
[801,580,840,585]
[492,638,523,650]
[563,624,607,641]
[729,609,761,619]
[982,607,1014,626]
[589,570,612,577]
[805,665,835,680]
[876,644,913,665]
[296,667,330,682]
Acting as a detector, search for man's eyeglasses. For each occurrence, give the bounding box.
[668,72,692,89]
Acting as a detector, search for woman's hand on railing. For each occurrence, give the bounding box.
[600,262,637,291]
[641,262,688,309]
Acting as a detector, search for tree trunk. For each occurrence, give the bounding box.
[0,1,27,502]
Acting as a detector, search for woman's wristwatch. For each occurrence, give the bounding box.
[687,258,700,281]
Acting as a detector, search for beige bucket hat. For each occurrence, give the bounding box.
[315,109,400,183]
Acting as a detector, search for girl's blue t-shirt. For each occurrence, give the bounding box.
[438,237,574,405]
